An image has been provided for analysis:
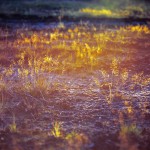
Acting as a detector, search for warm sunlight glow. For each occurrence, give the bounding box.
[80,8,113,16]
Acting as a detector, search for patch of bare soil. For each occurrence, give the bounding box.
[0,73,150,150]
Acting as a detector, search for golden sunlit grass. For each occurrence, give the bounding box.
[0,24,149,102]
[120,25,150,34]
[12,24,148,73]
[51,121,62,138]
[0,24,149,101]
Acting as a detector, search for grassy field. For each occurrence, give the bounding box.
[0,0,150,149]
[0,22,150,149]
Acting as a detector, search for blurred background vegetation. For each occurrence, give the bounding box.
[0,0,149,18]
